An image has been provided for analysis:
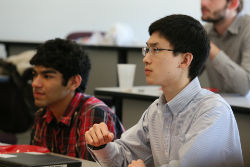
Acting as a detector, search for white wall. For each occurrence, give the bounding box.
[1,0,249,44]
[242,0,250,15]
[0,0,201,44]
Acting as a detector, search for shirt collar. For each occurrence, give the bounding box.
[209,14,242,36]
[227,14,242,35]
[158,77,201,116]
[43,92,83,126]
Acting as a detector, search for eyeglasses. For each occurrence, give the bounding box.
[142,47,175,57]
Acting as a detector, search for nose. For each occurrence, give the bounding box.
[32,75,42,88]
[201,0,209,7]
[142,53,152,65]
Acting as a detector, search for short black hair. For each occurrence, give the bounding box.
[149,14,210,80]
[30,38,91,93]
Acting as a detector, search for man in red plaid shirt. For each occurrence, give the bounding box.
[30,38,124,161]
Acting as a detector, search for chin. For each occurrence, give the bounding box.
[146,79,156,85]
[34,101,46,107]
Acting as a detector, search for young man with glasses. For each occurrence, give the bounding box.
[201,0,250,95]
[85,14,243,167]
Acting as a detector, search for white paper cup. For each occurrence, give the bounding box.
[117,64,136,91]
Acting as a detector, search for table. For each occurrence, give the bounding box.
[0,40,142,63]
[0,40,145,94]
[95,86,161,120]
[0,142,9,146]
[220,93,250,111]
[0,143,98,167]
[49,152,98,167]
[94,86,250,121]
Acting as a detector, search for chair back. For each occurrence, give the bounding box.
[66,32,93,41]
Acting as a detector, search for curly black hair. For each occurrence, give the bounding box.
[30,38,91,93]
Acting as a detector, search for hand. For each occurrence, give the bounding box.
[128,159,145,167]
[85,122,114,147]
[209,42,220,60]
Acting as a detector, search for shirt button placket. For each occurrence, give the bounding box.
[164,111,172,158]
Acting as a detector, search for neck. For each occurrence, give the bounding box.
[214,12,237,36]
[48,92,75,122]
[161,77,190,102]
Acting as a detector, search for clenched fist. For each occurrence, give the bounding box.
[85,122,114,147]
[128,159,145,167]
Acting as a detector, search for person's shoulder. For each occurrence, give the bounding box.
[192,91,235,124]
[239,14,250,21]
[237,14,250,27]
[194,89,231,111]
[79,93,105,106]
[80,94,113,112]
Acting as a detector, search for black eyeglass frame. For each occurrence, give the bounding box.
[142,47,176,57]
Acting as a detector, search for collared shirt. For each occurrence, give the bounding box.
[30,92,124,161]
[91,77,243,167]
[205,14,250,95]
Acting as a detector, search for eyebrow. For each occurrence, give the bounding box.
[146,42,159,47]
[33,69,58,75]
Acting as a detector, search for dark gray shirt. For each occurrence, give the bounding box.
[205,14,250,95]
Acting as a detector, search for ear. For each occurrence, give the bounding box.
[67,75,82,91]
[228,0,239,10]
[179,52,193,69]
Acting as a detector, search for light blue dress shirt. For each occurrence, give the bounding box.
[91,77,243,167]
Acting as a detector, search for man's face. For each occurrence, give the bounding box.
[32,66,71,107]
[143,31,183,88]
[201,0,229,23]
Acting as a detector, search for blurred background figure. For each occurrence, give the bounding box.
[201,0,250,95]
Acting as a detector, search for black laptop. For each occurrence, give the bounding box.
[0,152,82,167]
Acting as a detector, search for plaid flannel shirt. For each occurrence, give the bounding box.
[30,92,124,161]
